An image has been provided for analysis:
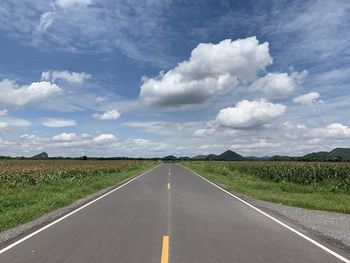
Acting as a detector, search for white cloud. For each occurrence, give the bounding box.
[293,92,321,105]
[0,122,8,129]
[41,70,91,84]
[311,123,350,138]
[118,138,168,152]
[95,96,106,103]
[41,118,76,127]
[38,12,55,32]
[193,128,215,137]
[0,109,8,116]
[248,71,307,98]
[223,129,238,136]
[55,0,93,9]
[52,132,77,142]
[0,79,61,107]
[198,144,225,151]
[176,146,190,151]
[307,138,321,145]
[93,134,116,143]
[216,99,286,128]
[230,139,280,150]
[21,134,38,139]
[139,37,272,106]
[4,118,31,127]
[93,109,121,120]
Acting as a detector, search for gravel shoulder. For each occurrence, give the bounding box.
[253,198,350,249]
[222,186,350,252]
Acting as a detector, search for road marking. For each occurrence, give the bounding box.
[168,172,170,176]
[167,183,170,190]
[184,166,350,263]
[0,164,163,255]
[161,235,169,263]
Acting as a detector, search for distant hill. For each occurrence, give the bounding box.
[191,147,350,162]
[329,148,350,160]
[162,155,177,160]
[193,150,245,161]
[301,148,350,161]
[217,150,245,161]
[32,152,49,159]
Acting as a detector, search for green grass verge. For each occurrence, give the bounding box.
[181,161,350,214]
[0,161,158,232]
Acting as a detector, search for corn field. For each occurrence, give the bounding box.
[198,161,350,190]
[0,160,143,188]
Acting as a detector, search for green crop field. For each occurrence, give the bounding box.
[182,161,350,214]
[0,160,158,232]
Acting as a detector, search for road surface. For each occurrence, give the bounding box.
[0,163,349,262]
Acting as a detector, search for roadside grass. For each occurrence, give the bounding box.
[181,161,350,214]
[0,161,158,233]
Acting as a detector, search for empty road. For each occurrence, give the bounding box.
[0,163,349,262]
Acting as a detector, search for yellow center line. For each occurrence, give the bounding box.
[161,235,169,263]
[167,183,170,190]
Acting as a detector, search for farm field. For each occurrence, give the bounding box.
[182,161,350,214]
[0,160,158,232]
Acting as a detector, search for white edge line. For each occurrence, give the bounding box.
[0,163,162,255]
[183,166,350,263]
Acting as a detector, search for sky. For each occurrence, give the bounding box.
[0,0,349,158]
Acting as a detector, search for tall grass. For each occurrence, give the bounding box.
[182,161,350,213]
[0,160,157,232]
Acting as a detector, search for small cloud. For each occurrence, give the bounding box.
[55,0,93,9]
[5,118,31,127]
[311,123,350,139]
[94,133,116,143]
[52,132,77,142]
[223,129,238,136]
[0,79,61,107]
[216,99,286,129]
[293,92,321,105]
[93,109,121,120]
[0,109,8,116]
[41,70,91,84]
[0,122,8,129]
[38,12,55,32]
[230,139,280,150]
[96,96,107,103]
[193,128,215,137]
[198,144,224,151]
[42,118,77,127]
[248,71,307,98]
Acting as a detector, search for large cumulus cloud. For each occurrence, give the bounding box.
[139,37,273,106]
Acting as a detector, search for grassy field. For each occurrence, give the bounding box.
[0,160,158,232]
[182,161,350,214]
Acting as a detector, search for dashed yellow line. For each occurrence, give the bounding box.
[161,235,169,263]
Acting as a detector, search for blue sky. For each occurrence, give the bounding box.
[0,0,349,157]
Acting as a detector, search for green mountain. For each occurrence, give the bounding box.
[32,152,49,159]
[162,155,177,160]
[217,150,245,161]
[301,148,350,161]
[329,148,350,160]
[193,150,244,161]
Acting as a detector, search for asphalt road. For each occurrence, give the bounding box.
[0,163,349,263]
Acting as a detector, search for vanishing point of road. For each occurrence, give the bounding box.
[0,163,349,263]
